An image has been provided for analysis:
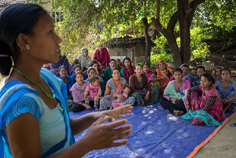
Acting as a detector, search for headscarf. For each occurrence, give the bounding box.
[122,57,135,81]
[50,55,74,77]
[93,48,110,69]
[78,47,92,71]
[156,60,173,91]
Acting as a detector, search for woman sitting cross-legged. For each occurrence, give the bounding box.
[100,67,135,110]
[70,72,90,112]
[129,64,159,105]
[159,68,191,115]
[149,60,173,95]
[215,68,236,112]
[182,74,224,126]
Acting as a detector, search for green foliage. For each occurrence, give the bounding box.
[33,0,236,64]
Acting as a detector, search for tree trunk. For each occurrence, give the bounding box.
[142,18,155,63]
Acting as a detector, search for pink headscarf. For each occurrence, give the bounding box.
[93,48,110,69]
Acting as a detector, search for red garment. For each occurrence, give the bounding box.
[93,48,110,69]
[122,58,135,81]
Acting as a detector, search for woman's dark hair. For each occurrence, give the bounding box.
[180,63,189,69]
[0,4,47,76]
[202,73,215,85]
[110,59,116,63]
[221,68,231,75]
[87,67,96,74]
[174,68,182,74]
[135,64,142,68]
[111,67,120,73]
[143,62,150,68]
[89,75,100,83]
[59,65,67,72]
[90,61,100,69]
[196,65,205,71]
[74,71,84,79]
[73,64,81,70]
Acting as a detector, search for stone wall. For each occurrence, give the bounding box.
[107,43,146,64]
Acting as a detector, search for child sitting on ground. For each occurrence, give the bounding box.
[112,86,132,109]
[84,76,102,110]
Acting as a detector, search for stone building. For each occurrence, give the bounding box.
[104,36,146,65]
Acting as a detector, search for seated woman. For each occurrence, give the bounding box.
[70,64,82,84]
[72,47,92,72]
[71,72,90,112]
[215,68,236,112]
[129,64,159,105]
[192,65,205,87]
[183,74,223,126]
[58,65,74,99]
[159,68,191,116]
[116,58,122,70]
[93,42,110,70]
[120,57,135,84]
[149,60,173,95]
[85,67,105,96]
[50,53,74,77]
[169,63,193,86]
[104,59,116,83]
[84,61,103,79]
[100,67,135,110]
[213,66,223,81]
[142,62,153,88]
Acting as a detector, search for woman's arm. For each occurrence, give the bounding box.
[84,86,89,98]
[129,75,145,93]
[149,73,159,82]
[7,105,133,158]
[202,96,217,111]
[104,85,111,96]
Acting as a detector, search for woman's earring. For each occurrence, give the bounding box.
[20,47,23,52]
[26,44,30,50]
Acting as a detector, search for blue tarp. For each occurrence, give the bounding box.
[69,102,235,158]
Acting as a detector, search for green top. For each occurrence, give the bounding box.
[104,67,112,83]
[163,80,184,104]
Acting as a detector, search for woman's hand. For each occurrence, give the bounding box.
[160,76,167,80]
[81,116,132,150]
[170,98,179,103]
[116,94,124,100]
[102,104,133,119]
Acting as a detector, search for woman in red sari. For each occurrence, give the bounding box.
[93,42,110,70]
[149,60,173,95]
[120,57,135,84]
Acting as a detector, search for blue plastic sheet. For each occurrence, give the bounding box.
[69,102,235,158]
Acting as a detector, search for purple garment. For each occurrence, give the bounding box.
[50,55,74,77]
[164,80,191,101]
[71,81,90,103]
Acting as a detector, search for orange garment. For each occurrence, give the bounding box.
[156,60,173,95]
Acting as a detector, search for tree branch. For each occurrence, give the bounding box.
[167,10,180,33]
[189,0,205,22]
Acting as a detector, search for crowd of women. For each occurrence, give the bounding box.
[0,3,236,158]
[46,42,236,127]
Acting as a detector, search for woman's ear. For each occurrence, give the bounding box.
[16,33,30,51]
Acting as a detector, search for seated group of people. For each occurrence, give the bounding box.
[45,44,236,126]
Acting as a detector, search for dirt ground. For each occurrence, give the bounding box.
[194,114,236,158]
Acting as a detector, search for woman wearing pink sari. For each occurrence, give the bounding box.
[142,62,153,87]
[100,67,135,110]
[183,74,223,126]
[93,42,110,69]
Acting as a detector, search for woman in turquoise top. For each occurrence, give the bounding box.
[0,4,132,158]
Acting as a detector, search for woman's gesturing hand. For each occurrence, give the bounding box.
[103,104,133,119]
[82,116,132,150]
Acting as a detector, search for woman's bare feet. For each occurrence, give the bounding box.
[174,110,184,116]
[144,91,150,102]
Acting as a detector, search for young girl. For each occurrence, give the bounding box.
[71,64,82,84]
[192,66,205,87]
[71,72,90,112]
[112,86,132,109]
[142,62,153,88]
[84,76,102,110]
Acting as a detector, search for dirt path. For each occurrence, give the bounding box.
[194,114,236,158]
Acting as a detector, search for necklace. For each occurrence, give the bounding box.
[13,67,56,100]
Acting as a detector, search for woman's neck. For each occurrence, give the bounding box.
[61,76,67,79]
[125,66,130,70]
[176,79,182,84]
[222,79,230,83]
[204,87,210,90]
[78,81,84,86]
[136,74,142,77]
